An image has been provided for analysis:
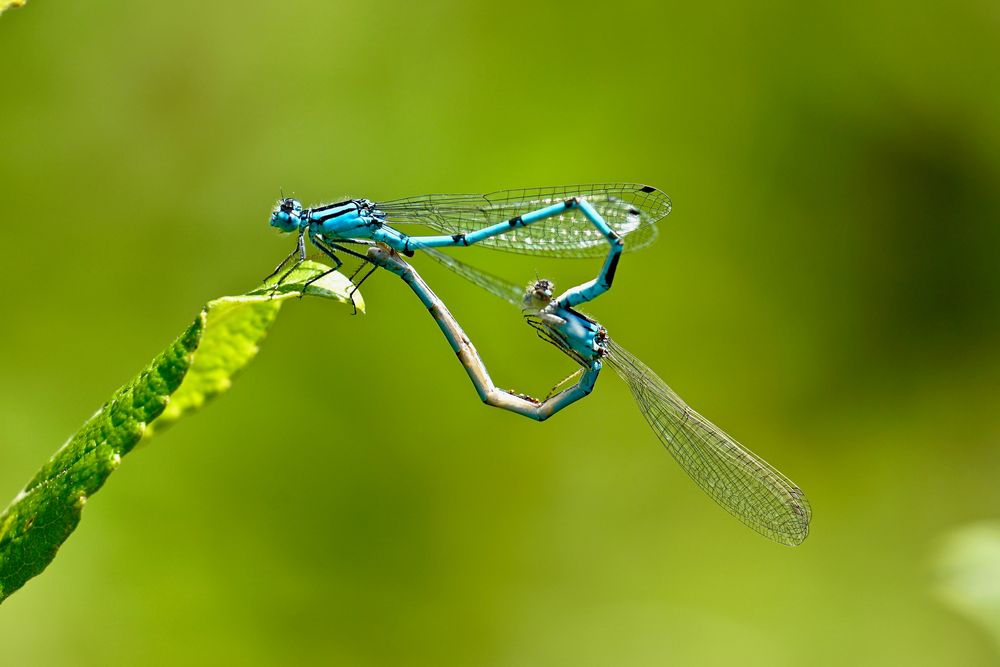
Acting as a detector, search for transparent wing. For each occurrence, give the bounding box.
[604,338,811,546]
[418,248,524,307]
[421,247,810,545]
[376,183,670,258]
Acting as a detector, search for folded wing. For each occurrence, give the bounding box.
[377,183,670,258]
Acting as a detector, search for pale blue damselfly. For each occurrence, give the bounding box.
[267,183,671,312]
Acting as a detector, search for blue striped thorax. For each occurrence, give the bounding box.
[270,197,386,239]
[525,279,607,363]
[305,199,379,238]
[549,307,607,363]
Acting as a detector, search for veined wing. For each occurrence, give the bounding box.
[376,183,671,258]
[419,247,811,545]
[604,338,811,546]
[419,248,524,307]
[419,250,593,366]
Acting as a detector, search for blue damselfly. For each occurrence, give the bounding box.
[268,183,670,311]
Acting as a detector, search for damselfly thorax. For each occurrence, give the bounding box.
[523,278,609,367]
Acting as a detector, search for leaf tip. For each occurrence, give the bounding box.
[0,0,26,15]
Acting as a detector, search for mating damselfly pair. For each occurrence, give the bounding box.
[267,183,811,546]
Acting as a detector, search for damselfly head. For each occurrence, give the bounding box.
[532,279,554,299]
[270,197,303,233]
[522,278,555,311]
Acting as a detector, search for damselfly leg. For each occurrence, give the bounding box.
[265,229,308,294]
[306,236,378,314]
[543,368,586,400]
[329,238,380,302]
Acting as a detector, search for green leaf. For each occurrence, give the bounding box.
[0,261,360,603]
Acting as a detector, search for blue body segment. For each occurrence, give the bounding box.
[540,306,607,362]
[525,299,607,389]
[309,201,374,238]
[549,200,622,308]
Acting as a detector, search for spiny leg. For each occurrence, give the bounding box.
[333,240,382,299]
[330,242,383,313]
[263,244,301,284]
[346,258,369,283]
[308,235,377,313]
[326,238,379,289]
[298,240,343,296]
[348,264,379,300]
[268,229,308,295]
[545,368,585,400]
[334,238,378,249]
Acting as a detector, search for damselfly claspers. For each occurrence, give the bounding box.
[420,249,812,546]
[267,183,670,311]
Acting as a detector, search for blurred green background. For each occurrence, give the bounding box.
[2,1,999,664]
